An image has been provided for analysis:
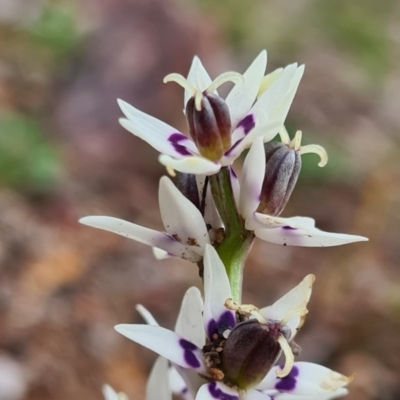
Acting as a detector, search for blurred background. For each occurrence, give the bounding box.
[0,0,399,399]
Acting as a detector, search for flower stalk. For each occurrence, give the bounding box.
[209,167,254,302]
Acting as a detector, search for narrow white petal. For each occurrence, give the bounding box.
[118,99,197,157]
[184,56,213,107]
[273,390,349,400]
[196,382,239,400]
[159,155,221,175]
[79,216,200,261]
[136,304,159,326]
[152,247,173,260]
[175,287,206,348]
[203,245,235,338]
[239,137,265,220]
[254,218,368,247]
[159,177,210,256]
[115,325,205,371]
[260,275,315,340]
[229,167,240,208]
[146,357,171,400]
[257,362,352,396]
[102,385,127,400]
[169,366,190,398]
[226,50,267,129]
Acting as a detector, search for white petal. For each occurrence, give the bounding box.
[136,304,159,326]
[254,215,368,247]
[169,366,188,396]
[118,99,197,158]
[225,50,267,129]
[159,177,210,256]
[244,390,273,400]
[274,390,349,400]
[102,385,128,400]
[259,274,315,340]
[147,357,171,400]
[159,154,221,175]
[185,56,213,107]
[229,167,240,209]
[152,247,173,260]
[196,382,239,400]
[115,324,206,372]
[175,287,206,348]
[257,362,352,396]
[239,137,265,220]
[79,216,200,261]
[203,245,235,338]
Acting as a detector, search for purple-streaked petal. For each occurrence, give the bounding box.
[136,304,159,326]
[115,325,206,372]
[253,215,368,247]
[257,362,352,396]
[259,275,315,341]
[118,99,197,157]
[159,177,210,256]
[79,216,201,261]
[175,287,205,348]
[102,385,128,400]
[196,382,239,400]
[169,366,191,400]
[203,245,235,338]
[225,50,267,129]
[239,137,265,220]
[184,56,213,108]
[159,155,221,175]
[229,167,240,208]
[147,357,172,400]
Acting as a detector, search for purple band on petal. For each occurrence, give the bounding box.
[237,114,255,135]
[282,226,297,230]
[168,133,192,156]
[230,167,237,179]
[208,382,238,400]
[179,339,201,368]
[207,310,236,338]
[275,365,299,391]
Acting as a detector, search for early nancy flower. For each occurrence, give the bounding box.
[238,136,368,247]
[80,176,210,262]
[118,51,304,176]
[114,245,351,400]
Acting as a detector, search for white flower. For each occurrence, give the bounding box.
[117,51,304,175]
[114,245,351,400]
[238,137,368,247]
[80,176,210,262]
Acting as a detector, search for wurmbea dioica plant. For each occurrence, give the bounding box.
[81,51,367,399]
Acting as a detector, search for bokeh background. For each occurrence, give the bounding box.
[0,0,399,399]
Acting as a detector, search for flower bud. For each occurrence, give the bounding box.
[186,93,231,161]
[221,319,284,389]
[258,142,301,216]
[175,173,200,210]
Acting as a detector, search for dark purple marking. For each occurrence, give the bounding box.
[208,382,238,400]
[168,133,192,156]
[282,226,297,230]
[230,166,237,178]
[181,387,188,394]
[237,114,255,135]
[207,310,236,338]
[179,338,201,368]
[275,365,299,391]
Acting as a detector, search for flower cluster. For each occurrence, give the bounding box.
[81,51,367,399]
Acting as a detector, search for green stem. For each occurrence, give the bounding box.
[209,167,254,302]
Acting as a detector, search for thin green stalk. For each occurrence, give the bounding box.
[209,167,254,302]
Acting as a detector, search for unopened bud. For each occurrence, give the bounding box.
[186,93,231,161]
[221,319,286,389]
[258,142,301,216]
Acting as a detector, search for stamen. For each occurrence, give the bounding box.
[165,165,177,177]
[224,298,267,323]
[289,130,302,150]
[194,90,203,111]
[163,73,197,97]
[300,144,328,167]
[276,334,295,378]
[278,125,291,144]
[206,71,244,94]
